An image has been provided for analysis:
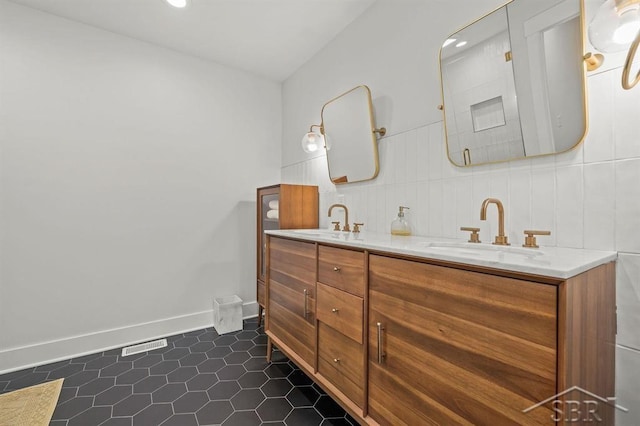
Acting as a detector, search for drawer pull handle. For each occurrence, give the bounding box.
[377,322,386,364]
[333,266,341,272]
[331,308,339,313]
[303,289,308,317]
[333,358,340,363]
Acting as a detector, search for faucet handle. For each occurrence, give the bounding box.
[331,221,341,231]
[522,230,551,248]
[353,223,364,233]
[460,227,481,243]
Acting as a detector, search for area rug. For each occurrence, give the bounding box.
[0,378,63,426]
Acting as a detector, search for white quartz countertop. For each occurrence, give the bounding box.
[265,229,617,280]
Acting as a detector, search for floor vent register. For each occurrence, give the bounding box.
[121,338,167,357]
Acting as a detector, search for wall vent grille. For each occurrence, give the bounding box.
[121,338,167,357]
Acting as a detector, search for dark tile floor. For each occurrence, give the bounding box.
[0,318,357,426]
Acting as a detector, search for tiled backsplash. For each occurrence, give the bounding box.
[283,67,639,253]
[282,66,640,423]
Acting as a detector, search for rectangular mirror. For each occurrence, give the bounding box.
[321,85,380,184]
[439,0,587,167]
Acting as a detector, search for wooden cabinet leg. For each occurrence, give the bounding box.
[257,305,264,327]
[266,337,273,363]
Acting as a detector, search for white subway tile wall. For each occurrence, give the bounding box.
[615,158,640,253]
[614,76,640,160]
[555,165,584,249]
[585,71,615,163]
[616,346,640,424]
[282,66,640,424]
[584,162,616,251]
[617,254,640,350]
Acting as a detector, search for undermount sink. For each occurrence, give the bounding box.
[290,229,343,237]
[288,229,365,243]
[419,241,544,257]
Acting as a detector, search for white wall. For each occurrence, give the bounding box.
[282,1,640,424]
[0,1,281,372]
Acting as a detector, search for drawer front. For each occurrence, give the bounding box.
[317,323,364,408]
[318,245,365,297]
[316,283,363,344]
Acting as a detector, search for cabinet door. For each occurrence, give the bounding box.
[257,184,318,310]
[267,237,316,366]
[368,255,557,426]
[278,184,319,229]
[257,186,280,286]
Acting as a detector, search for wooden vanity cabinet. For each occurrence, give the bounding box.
[266,235,616,426]
[257,184,318,326]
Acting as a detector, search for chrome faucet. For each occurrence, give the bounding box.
[328,204,350,232]
[480,198,510,246]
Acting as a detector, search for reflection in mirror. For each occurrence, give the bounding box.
[441,7,523,165]
[439,0,587,167]
[321,85,381,184]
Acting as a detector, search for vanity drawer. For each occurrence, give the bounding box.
[318,245,365,297]
[316,283,363,344]
[317,322,364,409]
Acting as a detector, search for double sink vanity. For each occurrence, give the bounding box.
[259,1,617,422]
[263,224,617,425]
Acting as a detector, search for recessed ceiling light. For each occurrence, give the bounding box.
[456,41,467,48]
[442,38,457,48]
[165,0,188,8]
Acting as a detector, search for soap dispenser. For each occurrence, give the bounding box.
[391,206,412,236]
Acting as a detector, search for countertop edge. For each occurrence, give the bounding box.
[265,230,618,280]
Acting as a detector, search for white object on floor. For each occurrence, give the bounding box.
[213,295,243,334]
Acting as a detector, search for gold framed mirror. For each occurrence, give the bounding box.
[321,85,383,184]
[439,0,587,167]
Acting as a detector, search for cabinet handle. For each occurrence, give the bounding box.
[333,358,340,363]
[331,308,339,313]
[377,322,385,364]
[303,289,308,317]
[333,266,341,272]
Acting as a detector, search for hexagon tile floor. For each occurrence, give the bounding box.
[0,318,358,426]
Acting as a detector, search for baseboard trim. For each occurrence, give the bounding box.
[242,300,259,319]
[0,301,259,375]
